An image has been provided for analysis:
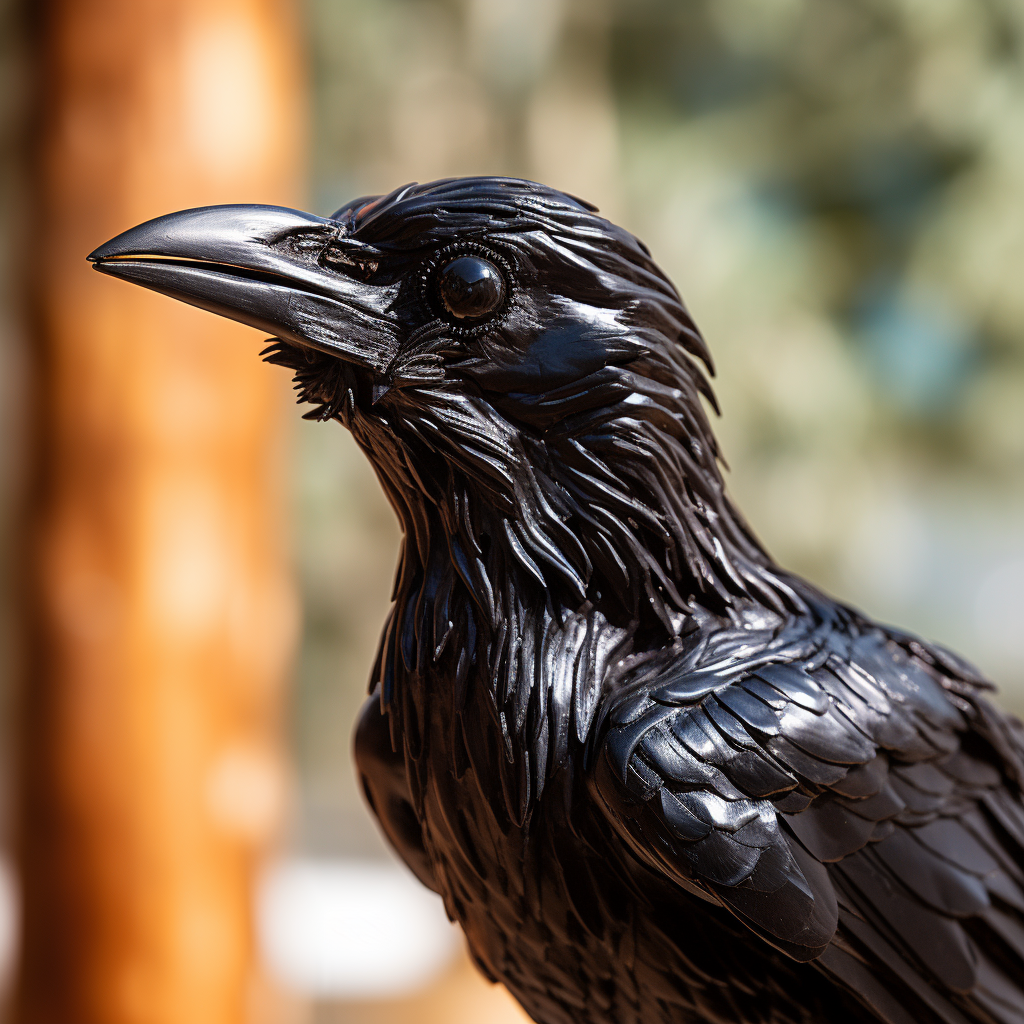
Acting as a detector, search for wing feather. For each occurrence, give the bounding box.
[591,611,1024,1022]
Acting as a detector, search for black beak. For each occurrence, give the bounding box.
[88,204,398,373]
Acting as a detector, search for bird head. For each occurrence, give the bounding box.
[90,178,790,637]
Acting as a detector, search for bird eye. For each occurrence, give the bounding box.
[437,256,505,321]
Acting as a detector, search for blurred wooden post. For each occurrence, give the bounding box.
[17,3,304,1022]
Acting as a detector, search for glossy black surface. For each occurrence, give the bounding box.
[438,255,505,320]
[92,178,1024,1024]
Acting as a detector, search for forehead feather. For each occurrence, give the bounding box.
[325,176,712,374]
[332,177,613,248]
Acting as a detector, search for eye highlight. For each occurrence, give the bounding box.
[420,243,513,335]
[437,256,505,321]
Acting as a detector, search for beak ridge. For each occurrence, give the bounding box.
[89,204,397,373]
[88,204,332,265]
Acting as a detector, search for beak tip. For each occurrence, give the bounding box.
[87,239,117,263]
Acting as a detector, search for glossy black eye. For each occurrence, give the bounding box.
[437,256,505,321]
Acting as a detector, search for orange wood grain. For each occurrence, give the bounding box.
[17,4,304,1022]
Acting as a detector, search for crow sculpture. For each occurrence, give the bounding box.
[91,178,1024,1024]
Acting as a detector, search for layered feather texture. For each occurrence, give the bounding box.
[257,179,1024,1024]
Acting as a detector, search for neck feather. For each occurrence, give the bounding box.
[349,373,807,825]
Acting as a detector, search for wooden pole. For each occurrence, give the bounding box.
[17,3,304,1022]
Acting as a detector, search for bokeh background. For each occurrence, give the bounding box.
[0,1,1022,1022]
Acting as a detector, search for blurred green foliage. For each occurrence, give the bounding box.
[612,0,1024,449]
[292,0,1024,842]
